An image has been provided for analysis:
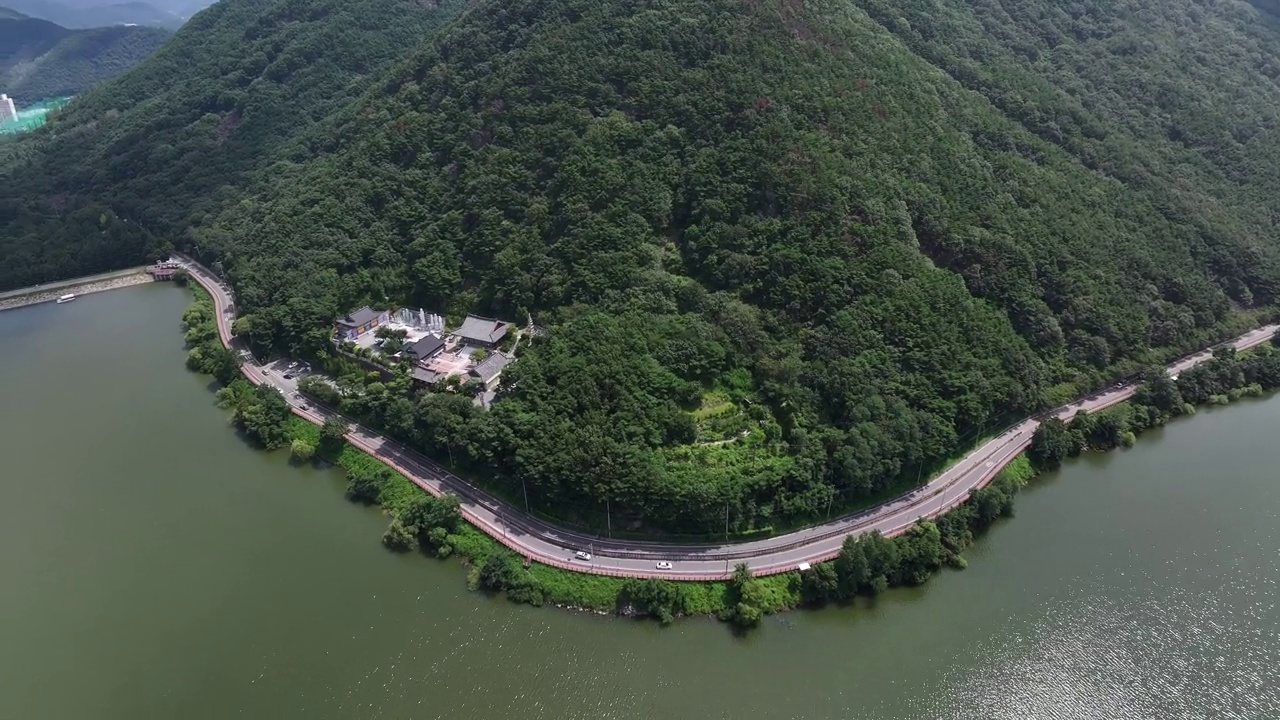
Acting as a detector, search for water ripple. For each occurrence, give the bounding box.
[912,574,1280,720]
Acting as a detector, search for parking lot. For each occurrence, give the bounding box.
[260,359,313,395]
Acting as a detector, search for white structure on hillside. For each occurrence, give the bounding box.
[0,94,16,122]
[394,308,445,333]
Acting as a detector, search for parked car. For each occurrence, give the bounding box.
[574,551,592,561]
[655,561,673,570]
[283,373,294,379]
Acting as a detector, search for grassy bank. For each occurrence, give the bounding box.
[284,413,1032,626]
[287,415,795,615]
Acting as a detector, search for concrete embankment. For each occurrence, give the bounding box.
[0,268,153,312]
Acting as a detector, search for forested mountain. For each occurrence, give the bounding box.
[8,0,1280,534]
[0,11,171,99]
[2,0,186,29]
[193,0,1280,533]
[0,0,469,283]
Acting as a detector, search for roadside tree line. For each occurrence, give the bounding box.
[1030,341,1280,470]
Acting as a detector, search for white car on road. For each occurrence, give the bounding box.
[574,551,592,561]
[655,561,673,570]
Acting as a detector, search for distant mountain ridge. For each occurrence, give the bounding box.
[0,9,170,99]
[0,0,205,28]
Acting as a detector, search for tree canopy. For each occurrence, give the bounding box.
[9,0,1280,534]
[0,0,469,288]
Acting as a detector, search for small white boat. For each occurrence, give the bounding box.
[56,293,75,304]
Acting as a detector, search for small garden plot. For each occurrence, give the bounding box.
[691,391,753,444]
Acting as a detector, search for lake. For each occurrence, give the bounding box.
[1,285,1276,719]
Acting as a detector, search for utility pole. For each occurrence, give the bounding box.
[521,476,530,513]
[606,499,611,538]
[724,504,729,542]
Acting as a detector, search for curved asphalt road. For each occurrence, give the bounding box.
[176,256,1277,580]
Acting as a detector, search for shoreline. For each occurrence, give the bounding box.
[173,277,1280,626]
[0,268,153,313]
[171,253,1279,580]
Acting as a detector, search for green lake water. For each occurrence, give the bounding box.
[1,285,1277,718]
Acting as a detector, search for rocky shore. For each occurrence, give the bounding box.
[0,272,154,312]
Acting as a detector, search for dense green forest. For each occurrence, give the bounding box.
[9,0,1280,535]
[0,0,469,288]
[0,12,171,100]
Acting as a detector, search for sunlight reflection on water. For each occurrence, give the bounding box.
[913,572,1280,720]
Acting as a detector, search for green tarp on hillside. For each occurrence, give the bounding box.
[0,97,71,135]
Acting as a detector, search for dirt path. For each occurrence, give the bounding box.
[696,430,750,447]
